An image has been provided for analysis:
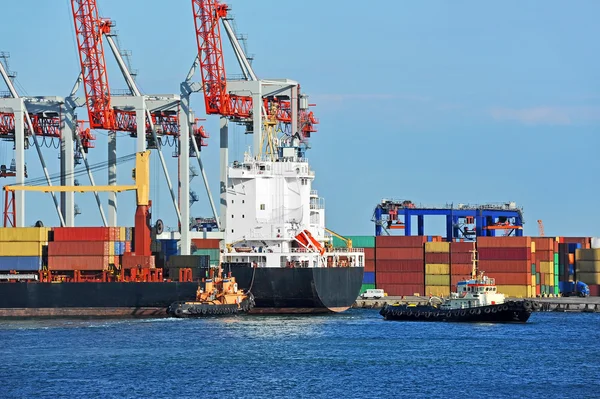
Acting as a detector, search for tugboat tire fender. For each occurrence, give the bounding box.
[476,309,481,315]
[201,308,207,315]
[501,305,509,311]
[424,312,430,319]
[175,308,183,317]
[484,307,491,314]
[433,312,440,317]
[469,309,475,315]
[460,310,466,316]
[532,302,541,311]
[414,311,421,318]
[523,301,532,311]
[491,307,497,313]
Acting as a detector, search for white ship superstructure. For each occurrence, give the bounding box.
[222,145,364,269]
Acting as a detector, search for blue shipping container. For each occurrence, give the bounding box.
[0,256,42,271]
[567,243,582,253]
[363,272,375,284]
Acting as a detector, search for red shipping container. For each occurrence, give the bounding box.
[535,250,554,262]
[377,283,424,297]
[424,252,450,264]
[121,255,156,269]
[53,227,112,242]
[478,247,531,261]
[477,237,531,248]
[376,259,423,272]
[490,272,531,285]
[191,238,221,249]
[451,242,475,253]
[125,241,132,252]
[531,238,555,251]
[563,237,591,249]
[588,284,600,296]
[536,285,541,296]
[375,236,427,248]
[376,247,423,260]
[451,253,474,264]
[364,259,375,272]
[48,255,109,271]
[450,264,473,276]
[478,260,531,273]
[48,241,110,256]
[376,271,424,285]
[363,248,375,260]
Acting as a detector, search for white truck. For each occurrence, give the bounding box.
[361,289,386,299]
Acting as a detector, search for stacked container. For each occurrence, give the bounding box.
[424,241,450,297]
[532,237,556,296]
[477,237,533,298]
[192,238,221,268]
[450,241,476,290]
[375,236,426,296]
[335,236,376,295]
[0,227,48,272]
[575,249,600,287]
[48,227,118,271]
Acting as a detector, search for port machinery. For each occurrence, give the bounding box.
[373,199,524,241]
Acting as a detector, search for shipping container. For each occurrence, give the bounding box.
[191,238,221,249]
[48,241,110,256]
[531,237,555,251]
[364,248,375,260]
[534,250,554,262]
[450,264,472,276]
[576,249,600,262]
[575,260,600,273]
[488,272,531,285]
[376,271,424,284]
[168,255,210,269]
[424,242,450,253]
[376,247,423,260]
[425,263,450,275]
[477,247,531,261]
[0,227,50,242]
[53,227,112,242]
[376,283,423,297]
[588,284,600,296]
[450,252,474,264]
[375,259,423,272]
[363,271,375,284]
[335,236,375,248]
[47,255,109,271]
[476,236,531,248]
[375,236,427,248]
[121,255,156,269]
[365,259,375,272]
[192,248,221,261]
[577,272,600,285]
[476,260,531,273]
[424,252,450,264]
[0,241,43,257]
[425,275,450,286]
[424,286,450,297]
[450,242,475,253]
[497,285,529,298]
[0,256,42,271]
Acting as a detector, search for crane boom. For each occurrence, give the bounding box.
[71,0,115,130]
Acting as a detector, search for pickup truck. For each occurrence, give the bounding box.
[361,289,386,299]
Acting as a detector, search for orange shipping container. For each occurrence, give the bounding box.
[451,253,474,263]
[476,237,531,248]
[450,242,476,253]
[121,255,156,269]
[424,252,450,264]
[376,247,423,260]
[531,238,555,251]
[376,259,423,272]
[477,260,531,273]
[376,271,423,285]
[47,255,109,271]
[375,236,427,248]
[450,264,473,276]
[191,238,221,249]
[363,248,375,260]
[490,272,531,285]
[365,259,375,272]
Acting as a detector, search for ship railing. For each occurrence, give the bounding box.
[328,247,365,253]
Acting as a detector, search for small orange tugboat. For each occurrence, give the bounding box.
[167,267,254,317]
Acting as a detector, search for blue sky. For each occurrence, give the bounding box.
[0,0,599,237]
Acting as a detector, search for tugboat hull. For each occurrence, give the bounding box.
[380,300,537,323]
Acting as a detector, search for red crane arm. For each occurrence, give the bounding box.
[71,0,115,130]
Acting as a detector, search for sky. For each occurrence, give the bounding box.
[0,0,599,237]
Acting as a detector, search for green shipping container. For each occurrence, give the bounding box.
[531,264,536,274]
[333,235,375,248]
[536,272,540,285]
[359,283,376,295]
[192,249,220,262]
[554,253,559,264]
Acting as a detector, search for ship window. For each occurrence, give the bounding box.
[231,215,234,218]
[260,204,265,210]
[242,200,245,204]
[231,200,234,204]
[242,215,245,219]
[231,229,234,233]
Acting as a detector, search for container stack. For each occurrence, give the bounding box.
[167,254,210,281]
[575,249,600,290]
[192,239,221,268]
[424,241,450,297]
[375,236,426,296]
[450,241,476,290]
[0,227,49,272]
[532,237,556,296]
[477,237,533,298]
[337,236,376,295]
[48,227,115,271]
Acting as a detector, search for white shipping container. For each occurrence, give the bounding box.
[592,238,600,249]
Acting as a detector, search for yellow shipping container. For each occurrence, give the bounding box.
[531,275,536,286]
[0,241,43,256]
[497,285,529,298]
[119,227,125,241]
[425,275,450,286]
[575,249,600,262]
[0,227,50,242]
[539,261,553,274]
[527,286,533,298]
[424,242,450,253]
[577,272,600,285]
[425,285,450,297]
[425,263,450,275]
[109,242,115,256]
[576,260,600,273]
[531,241,536,253]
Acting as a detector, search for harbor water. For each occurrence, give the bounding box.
[1,310,599,398]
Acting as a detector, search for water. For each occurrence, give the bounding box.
[1,310,599,398]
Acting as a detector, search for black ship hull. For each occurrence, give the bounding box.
[0,282,199,318]
[225,264,364,314]
[380,300,536,323]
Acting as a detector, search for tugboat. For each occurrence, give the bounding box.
[168,267,255,318]
[380,251,540,323]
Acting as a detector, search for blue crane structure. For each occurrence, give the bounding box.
[373,199,524,242]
